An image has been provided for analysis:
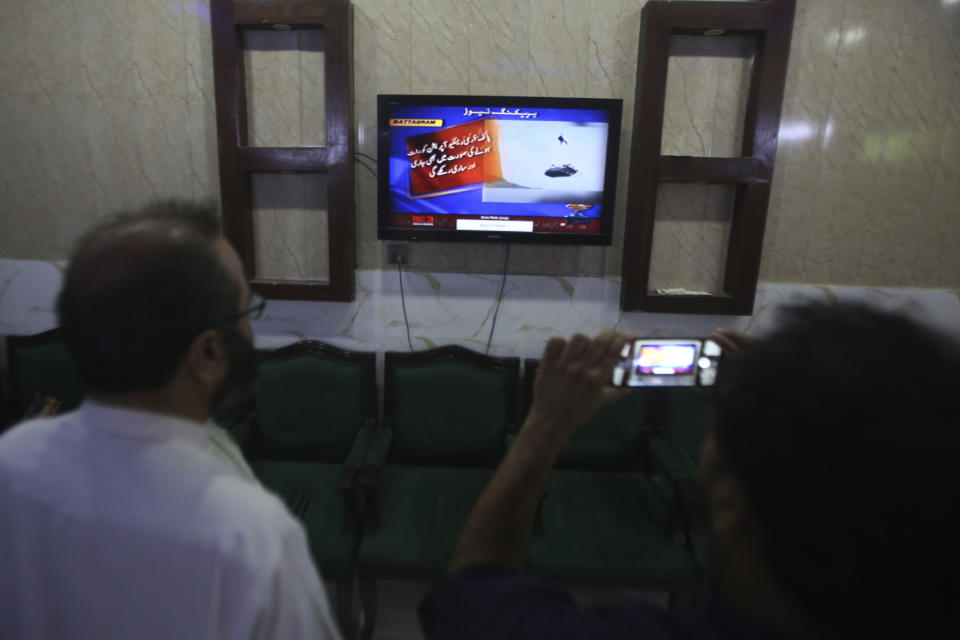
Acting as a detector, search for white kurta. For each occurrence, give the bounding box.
[0,401,342,640]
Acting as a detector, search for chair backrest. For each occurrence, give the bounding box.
[384,345,520,466]
[6,329,84,419]
[522,359,654,470]
[252,341,377,461]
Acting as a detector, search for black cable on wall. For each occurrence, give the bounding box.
[485,244,511,355]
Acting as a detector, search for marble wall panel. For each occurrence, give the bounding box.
[0,0,958,291]
[528,0,592,97]
[410,0,471,95]
[710,37,754,159]
[0,0,215,260]
[646,183,734,295]
[757,0,844,283]
[762,0,960,288]
[354,165,383,270]
[862,0,960,285]
[661,36,753,158]
[250,174,331,282]
[126,0,198,209]
[467,0,533,96]
[586,1,641,101]
[590,1,644,277]
[802,0,902,284]
[354,0,414,270]
[244,30,326,147]
[353,0,412,154]
[182,0,220,202]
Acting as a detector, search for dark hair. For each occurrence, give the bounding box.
[57,200,242,394]
[714,302,960,637]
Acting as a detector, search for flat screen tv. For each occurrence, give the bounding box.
[377,94,623,245]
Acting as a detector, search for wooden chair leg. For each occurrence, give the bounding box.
[358,573,378,640]
[335,576,357,640]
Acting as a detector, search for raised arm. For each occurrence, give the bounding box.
[448,331,630,573]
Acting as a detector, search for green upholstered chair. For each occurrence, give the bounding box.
[519,358,655,471]
[5,329,84,425]
[245,340,378,638]
[644,387,716,553]
[521,359,702,605]
[648,387,715,480]
[211,401,256,450]
[357,345,520,639]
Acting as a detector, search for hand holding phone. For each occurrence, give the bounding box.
[611,338,722,387]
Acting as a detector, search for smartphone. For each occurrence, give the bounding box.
[611,338,722,387]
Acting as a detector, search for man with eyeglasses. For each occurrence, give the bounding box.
[0,201,341,639]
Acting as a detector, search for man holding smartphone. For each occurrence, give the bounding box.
[419,302,960,639]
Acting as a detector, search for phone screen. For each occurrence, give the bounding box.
[635,344,698,376]
[612,339,711,387]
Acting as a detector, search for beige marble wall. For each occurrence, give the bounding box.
[648,183,735,294]
[244,30,326,147]
[0,0,219,252]
[661,35,754,158]
[1,0,958,289]
[250,173,330,282]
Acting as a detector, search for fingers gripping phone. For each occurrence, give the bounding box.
[611,338,722,387]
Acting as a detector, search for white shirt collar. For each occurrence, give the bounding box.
[80,399,215,441]
[77,400,257,481]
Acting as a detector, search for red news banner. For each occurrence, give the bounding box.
[405,119,503,198]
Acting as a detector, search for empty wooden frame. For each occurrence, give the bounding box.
[621,0,796,315]
[211,0,355,301]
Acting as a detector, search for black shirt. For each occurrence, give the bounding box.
[419,568,784,640]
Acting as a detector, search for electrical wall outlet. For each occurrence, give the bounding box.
[387,243,409,265]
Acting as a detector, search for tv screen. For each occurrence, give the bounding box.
[377,95,623,245]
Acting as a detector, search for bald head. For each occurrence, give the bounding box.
[57,201,243,394]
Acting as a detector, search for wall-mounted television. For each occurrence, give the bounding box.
[377,94,623,245]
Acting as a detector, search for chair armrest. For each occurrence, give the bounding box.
[337,466,359,491]
[649,437,698,481]
[646,437,698,547]
[337,420,379,534]
[667,478,697,548]
[337,466,361,533]
[358,464,380,533]
[358,422,394,533]
[343,419,378,470]
[362,421,394,469]
[649,474,696,547]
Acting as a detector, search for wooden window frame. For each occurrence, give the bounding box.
[211,0,355,301]
[621,0,796,315]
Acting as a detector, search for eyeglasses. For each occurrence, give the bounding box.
[220,291,266,325]
[240,291,267,321]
